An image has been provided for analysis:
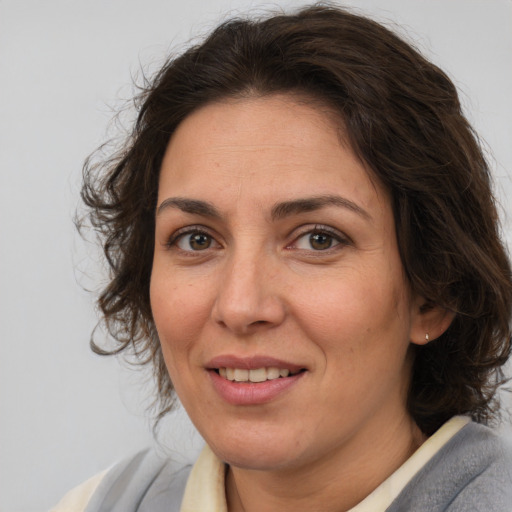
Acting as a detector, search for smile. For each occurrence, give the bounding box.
[217,367,299,382]
[206,357,306,405]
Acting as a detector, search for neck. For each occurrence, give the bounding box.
[226,413,426,512]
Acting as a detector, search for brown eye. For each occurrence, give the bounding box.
[292,227,345,252]
[309,233,333,250]
[177,232,213,251]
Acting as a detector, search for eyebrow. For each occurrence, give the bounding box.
[156,197,221,218]
[271,195,371,221]
[156,194,371,221]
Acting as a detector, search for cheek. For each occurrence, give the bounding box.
[150,277,207,402]
[150,269,213,362]
[291,267,411,357]
[290,268,374,326]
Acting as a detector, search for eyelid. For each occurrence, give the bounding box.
[163,223,350,252]
[165,225,222,250]
[287,224,352,250]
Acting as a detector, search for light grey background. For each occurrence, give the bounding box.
[1,1,511,511]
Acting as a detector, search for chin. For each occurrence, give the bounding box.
[204,424,314,472]
[218,445,300,472]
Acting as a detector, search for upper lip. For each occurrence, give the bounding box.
[206,355,305,373]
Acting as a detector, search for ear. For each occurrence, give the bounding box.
[409,297,455,346]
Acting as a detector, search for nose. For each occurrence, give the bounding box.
[211,250,286,335]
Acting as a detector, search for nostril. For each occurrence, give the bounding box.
[211,292,286,333]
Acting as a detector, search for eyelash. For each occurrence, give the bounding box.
[165,225,220,252]
[165,224,350,253]
[288,225,351,252]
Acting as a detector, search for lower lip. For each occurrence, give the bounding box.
[208,370,305,405]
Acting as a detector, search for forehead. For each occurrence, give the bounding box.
[165,94,344,158]
[158,95,387,216]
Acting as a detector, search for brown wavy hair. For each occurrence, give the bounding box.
[81,4,512,435]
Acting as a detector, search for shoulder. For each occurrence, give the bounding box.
[50,470,108,512]
[388,422,512,512]
[445,423,512,511]
[50,449,193,512]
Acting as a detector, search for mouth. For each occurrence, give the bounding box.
[215,367,305,383]
[207,361,306,405]
[205,356,307,404]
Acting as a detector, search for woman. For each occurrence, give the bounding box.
[54,4,512,511]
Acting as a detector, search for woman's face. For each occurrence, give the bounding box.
[151,95,426,472]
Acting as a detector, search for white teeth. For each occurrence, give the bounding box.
[219,366,298,382]
[267,367,280,380]
[234,369,249,381]
[249,368,267,383]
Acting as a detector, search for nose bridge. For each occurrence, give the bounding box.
[212,238,284,333]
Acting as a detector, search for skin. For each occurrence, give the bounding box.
[150,95,452,511]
